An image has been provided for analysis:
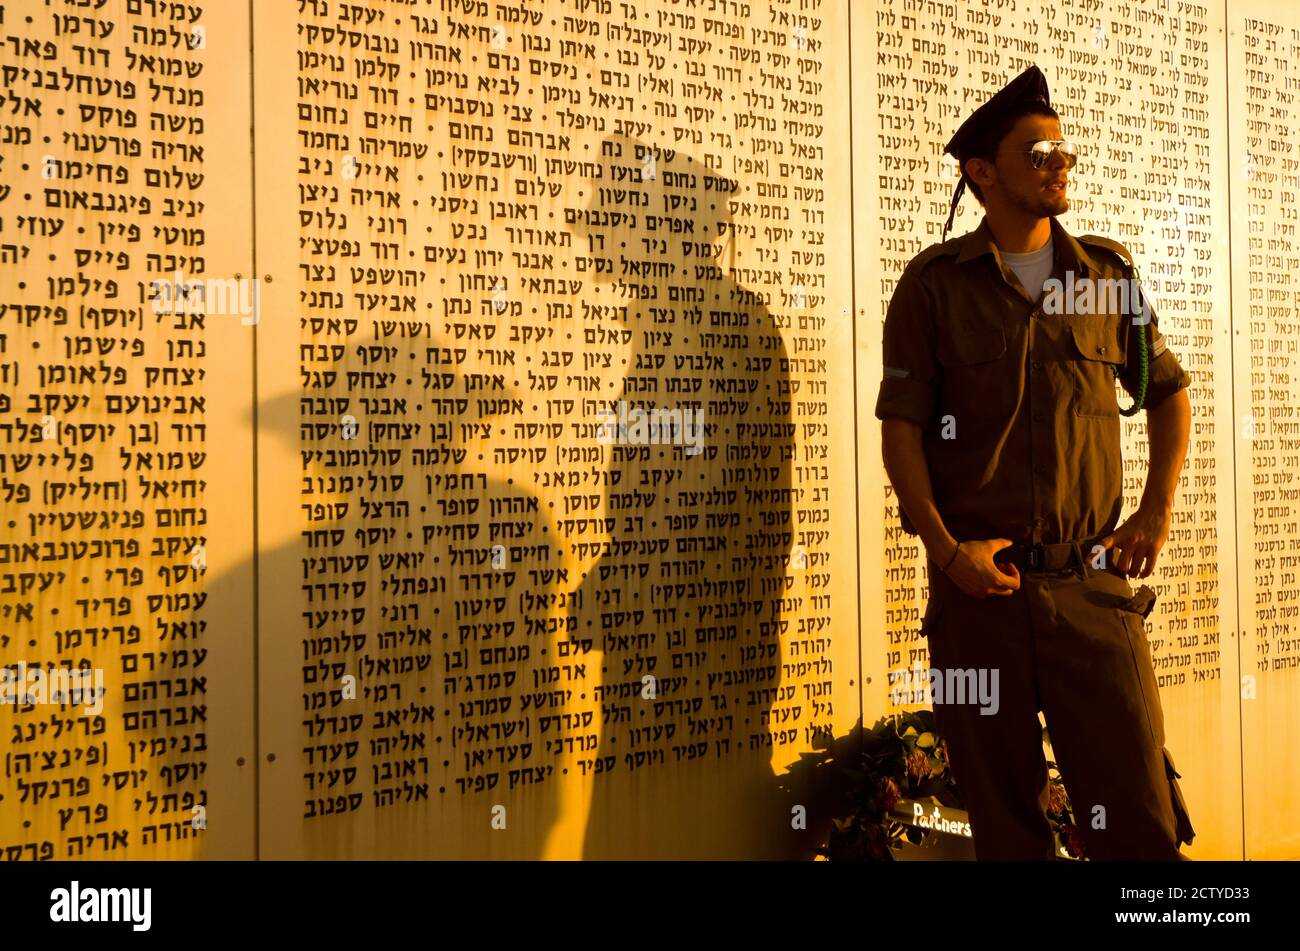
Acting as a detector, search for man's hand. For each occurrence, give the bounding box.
[1098,503,1172,578]
[938,537,1021,598]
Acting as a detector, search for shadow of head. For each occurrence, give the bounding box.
[567,134,739,280]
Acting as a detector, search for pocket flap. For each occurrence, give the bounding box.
[1068,316,1127,364]
[1120,584,1158,619]
[937,328,1006,367]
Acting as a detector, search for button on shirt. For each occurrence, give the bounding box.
[875,215,1191,545]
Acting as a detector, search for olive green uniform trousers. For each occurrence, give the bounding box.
[922,546,1196,860]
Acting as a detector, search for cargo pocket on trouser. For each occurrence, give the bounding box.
[1163,748,1196,847]
[1115,583,1195,849]
[1115,583,1164,748]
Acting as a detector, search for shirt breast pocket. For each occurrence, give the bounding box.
[1067,316,1128,418]
[936,327,1009,421]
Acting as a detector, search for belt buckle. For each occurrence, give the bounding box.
[1026,543,1045,571]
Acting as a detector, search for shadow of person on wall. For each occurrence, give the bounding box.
[240,338,564,858]
[565,135,803,858]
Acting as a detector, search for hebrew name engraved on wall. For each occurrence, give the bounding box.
[0,1,255,859]
[252,0,856,859]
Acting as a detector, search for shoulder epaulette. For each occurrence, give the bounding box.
[907,234,964,273]
[1077,233,1134,269]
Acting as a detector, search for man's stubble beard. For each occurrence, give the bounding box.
[1007,184,1069,220]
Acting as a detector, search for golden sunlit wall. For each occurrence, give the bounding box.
[0,0,1294,860]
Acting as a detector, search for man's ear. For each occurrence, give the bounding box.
[964,156,995,194]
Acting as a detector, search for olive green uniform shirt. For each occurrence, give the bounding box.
[875,215,1192,545]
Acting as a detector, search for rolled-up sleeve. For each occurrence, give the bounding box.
[1120,280,1191,410]
[874,266,940,426]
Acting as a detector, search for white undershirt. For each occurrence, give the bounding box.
[998,235,1055,303]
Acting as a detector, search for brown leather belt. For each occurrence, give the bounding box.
[992,533,1111,574]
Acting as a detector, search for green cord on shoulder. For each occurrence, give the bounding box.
[1108,267,1150,416]
[1110,318,1148,416]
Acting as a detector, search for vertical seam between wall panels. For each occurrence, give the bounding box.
[846,0,865,740]
[1222,0,1244,861]
[248,0,261,861]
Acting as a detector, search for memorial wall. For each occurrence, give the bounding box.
[0,0,254,859]
[1230,0,1300,862]
[0,0,1295,860]
[251,0,856,861]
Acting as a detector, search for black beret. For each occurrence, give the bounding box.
[940,65,1053,241]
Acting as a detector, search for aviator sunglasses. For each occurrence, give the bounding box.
[1006,139,1079,169]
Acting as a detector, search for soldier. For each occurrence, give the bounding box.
[876,66,1196,860]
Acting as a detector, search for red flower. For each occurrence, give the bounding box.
[1063,823,1087,859]
[876,777,900,812]
[1048,783,1068,815]
[907,748,929,782]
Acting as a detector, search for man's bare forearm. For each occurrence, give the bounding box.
[1140,388,1190,514]
[881,418,956,563]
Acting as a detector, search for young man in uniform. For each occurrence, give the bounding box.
[875,65,1197,860]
